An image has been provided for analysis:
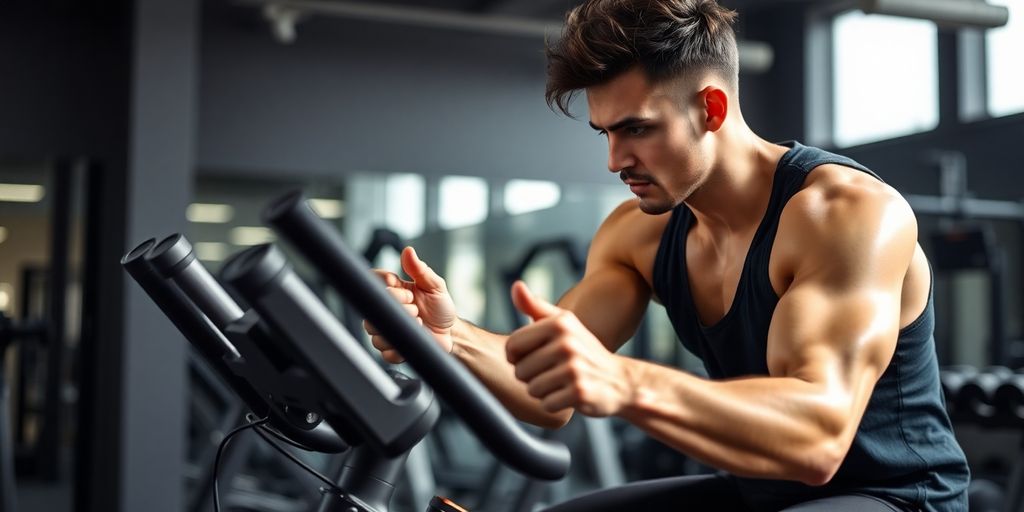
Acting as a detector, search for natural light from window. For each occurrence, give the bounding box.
[988,1,1024,117]
[504,179,561,215]
[385,173,425,240]
[439,176,488,230]
[832,11,939,147]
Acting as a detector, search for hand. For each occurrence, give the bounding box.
[365,247,457,363]
[506,281,633,417]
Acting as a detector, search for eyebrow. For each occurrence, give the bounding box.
[588,117,650,133]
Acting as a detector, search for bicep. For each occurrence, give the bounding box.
[766,190,917,433]
[767,283,900,389]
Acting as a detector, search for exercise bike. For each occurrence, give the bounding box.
[122,190,571,512]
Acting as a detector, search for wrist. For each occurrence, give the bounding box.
[618,357,651,418]
[448,317,469,356]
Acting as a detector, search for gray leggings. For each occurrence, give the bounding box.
[540,474,913,512]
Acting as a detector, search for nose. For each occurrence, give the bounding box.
[607,136,636,173]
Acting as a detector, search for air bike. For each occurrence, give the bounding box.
[121,190,571,512]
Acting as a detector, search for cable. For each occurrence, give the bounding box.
[257,423,319,452]
[214,416,269,512]
[254,425,337,488]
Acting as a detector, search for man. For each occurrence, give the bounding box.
[365,0,969,510]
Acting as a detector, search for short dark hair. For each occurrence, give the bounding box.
[545,0,739,116]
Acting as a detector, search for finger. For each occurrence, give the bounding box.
[511,281,561,322]
[513,339,567,382]
[506,320,561,364]
[373,269,406,288]
[385,286,415,304]
[401,303,419,318]
[539,387,578,413]
[381,349,405,364]
[370,335,393,352]
[525,363,573,400]
[401,247,447,293]
[363,319,380,336]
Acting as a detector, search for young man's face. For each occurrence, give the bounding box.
[586,67,713,215]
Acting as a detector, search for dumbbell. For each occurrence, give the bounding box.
[993,370,1024,426]
[940,366,978,419]
[956,367,1012,425]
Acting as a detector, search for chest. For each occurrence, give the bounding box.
[684,227,790,326]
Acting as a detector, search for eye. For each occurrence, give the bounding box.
[626,126,648,136]
[597,130,608,137]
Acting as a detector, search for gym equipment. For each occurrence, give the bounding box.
[940,366,1024,512]
[185,226,421,512]
[906,150,1024,367]
[123,190,570,512]
[465,238,629,512]
[0,312,46,512]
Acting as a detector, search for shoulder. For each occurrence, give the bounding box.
[775,164,918,277]
[589,199,674,270]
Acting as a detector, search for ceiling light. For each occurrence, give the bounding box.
[194,242,230,262]
[230,226,275,246]
[187,203,235,223]
[0,184,45,203]
[309,198,345,219]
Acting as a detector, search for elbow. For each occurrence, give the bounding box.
[797,438,846,486]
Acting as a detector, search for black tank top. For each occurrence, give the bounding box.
[651,141,969,511]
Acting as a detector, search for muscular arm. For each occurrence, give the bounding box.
[615,186,918,485]
[451,202,655,428]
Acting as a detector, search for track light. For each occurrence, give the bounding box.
[861,0,1010,29]
[263,3,304,44]
[247,0,774,72]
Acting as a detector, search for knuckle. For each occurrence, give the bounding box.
[573,385,587,403]
[554,314,574,332]
[514,365,526,381]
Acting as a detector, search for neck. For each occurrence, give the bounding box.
[684,126,789,234]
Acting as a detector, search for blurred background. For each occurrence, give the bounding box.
[0,0,1022,511]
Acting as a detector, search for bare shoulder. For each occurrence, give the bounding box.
[774,164,918,279]
[589,199,673,277]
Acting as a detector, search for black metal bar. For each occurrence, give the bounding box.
[73,158,117,512]
[0,362,17,512]
[989,250,1005,366]
[262,191,570,481]
[148,234,244,330]
[906,195,1024,220]
[37,158,73,481]
[13,267,37,449]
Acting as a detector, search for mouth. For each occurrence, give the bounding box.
[627,182,652,195]
[621,174,653,195]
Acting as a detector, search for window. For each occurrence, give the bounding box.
[987,0,1024,116]
[832,11,939,147]
[385,173,426,240]
[439,176,488,230]
[504,179,561,215]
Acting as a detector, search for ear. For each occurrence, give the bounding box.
[701,86,728,132]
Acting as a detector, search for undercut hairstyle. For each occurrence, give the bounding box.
[545,0,739,116]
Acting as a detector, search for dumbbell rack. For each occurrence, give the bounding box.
[941,366,1024,512]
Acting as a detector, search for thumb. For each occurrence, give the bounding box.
[511,281,560,322]
[401,247,446,292]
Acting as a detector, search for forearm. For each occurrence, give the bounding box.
[451,318,573,429]
[618,358,852,485]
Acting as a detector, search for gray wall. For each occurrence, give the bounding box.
[0,2,195,511]
[198,3,608,183]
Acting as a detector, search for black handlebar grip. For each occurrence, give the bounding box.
[147,234,245,329]
[122,238,348,454]
[262,190,571,480]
